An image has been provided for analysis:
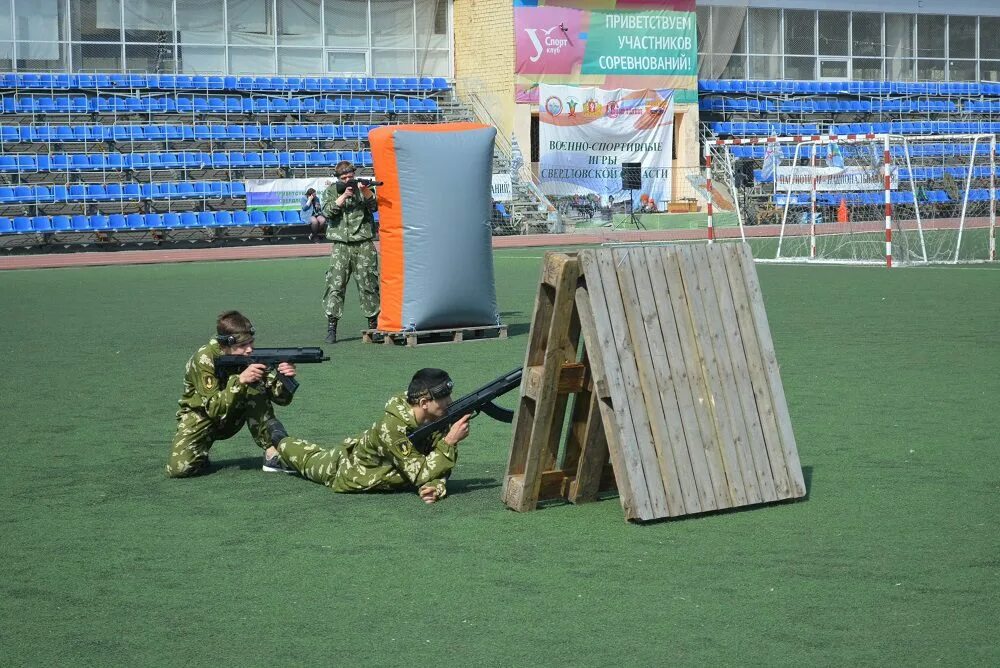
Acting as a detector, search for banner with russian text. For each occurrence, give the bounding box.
[514,0,697,105]
[538,84,673,207]
[774,166,897,192]
[245,177,336,211]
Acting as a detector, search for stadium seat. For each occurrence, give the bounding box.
[265,210,284,226]
[162,213,181,228]
[283,209,301,225]
[232,211,251,226]
[198,211,219,227]
[126,213,146,230]
[178,212,200,227]
[0,217,13,234]
[89,214,110,231]
[249,210,267,226]
[31,216,52,233]
[107,214,129,230]
[70,215,91,231]
[50,215,71,232]
[215,211,234,227]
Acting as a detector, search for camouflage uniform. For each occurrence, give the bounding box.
[321,184,380,319]
[166,339,294,477]
[277,393,457,499]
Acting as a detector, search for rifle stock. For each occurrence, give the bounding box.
[215,347,329,394]
[408,368,523,454]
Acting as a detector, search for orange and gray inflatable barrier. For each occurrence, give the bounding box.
[369,122,500,332]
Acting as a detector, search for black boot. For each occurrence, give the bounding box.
[368,315,384,343]
[325,316,338,344]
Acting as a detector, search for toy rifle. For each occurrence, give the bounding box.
[215,347,329,394]
[408,367,522,454]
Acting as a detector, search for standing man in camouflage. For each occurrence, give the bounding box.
[276,368,472,503]
[166,310,298,477]
[321,160,380,343]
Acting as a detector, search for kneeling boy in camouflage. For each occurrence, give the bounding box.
[166,310,298,477]
[276,368,471,504]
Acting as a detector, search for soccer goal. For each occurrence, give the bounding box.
[705,133,997,266]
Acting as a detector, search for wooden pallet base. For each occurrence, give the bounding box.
[362,324,508,347]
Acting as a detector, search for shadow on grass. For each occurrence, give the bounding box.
[446,477,502,495]
[206,456,262,473]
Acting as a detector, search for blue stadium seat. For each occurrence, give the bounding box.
[179,212,200,227]
[69,214,90,231]
[198,211,219,227]
[89,214,110,231]
[230,182,247,198]
[215,211,234,227]
[265,210,284,226]
[30,215,52,232]
[249,210,267,226]
[232,211,251,226]
[107,214,129,230]
[126,213,146,230]
[144,213,166,229]
[0,217,13,234]
[162,212,181,228]
[34,185,54,203]
[12,216,32,233]
[0,186,14,203]
[51,215,71,232]
[283,209,301,225]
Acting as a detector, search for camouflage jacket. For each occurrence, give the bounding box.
[175,339,294,419]
[321,184,377,243]
[328,393,458,498]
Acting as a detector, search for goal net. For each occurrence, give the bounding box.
[706,134,997,266]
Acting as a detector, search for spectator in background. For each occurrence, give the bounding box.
[300,188,327,241]
[639,194,658,214]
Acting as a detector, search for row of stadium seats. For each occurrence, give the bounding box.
[0,123,381,143]
[711,121,1000,136]
[700,98,959,113]
[729,143,993,159]
[0,150,372,172]
[831,121,1000,134]
[0,95,439,115]
[773,190,992,206]
[700,80,1000,96]
[754,166,996,183]
[709,122,821,135]
[0,73,450,94]
[0,210,307,234]
[0,181,248,204]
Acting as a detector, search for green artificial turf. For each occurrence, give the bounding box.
[2,249,999,666]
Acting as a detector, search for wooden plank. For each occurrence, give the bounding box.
[503,253,561,508]
[523,363,585,400]
[687,244,761,505]
[574,285,636,514]
[705,244,778,503]
[505,253,581,512]
[567,385,611,504]
[507,464,616,503]
[611,247,691,516]
[644,246,721,513]
[586,248,671,519]
[577,251,655,521]
[719,243,793,499]
[732,244,807,497]
[673,245,749,508]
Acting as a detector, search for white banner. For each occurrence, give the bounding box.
[775,166,896,192]
[538,84,674,208]
[491,173,512,202]
[245,177,336,210]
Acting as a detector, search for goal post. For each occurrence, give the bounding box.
[705,133,998,267]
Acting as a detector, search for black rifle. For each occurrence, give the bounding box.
[408,368,523,454]
[215,347,329,394]
[335,177,383,195]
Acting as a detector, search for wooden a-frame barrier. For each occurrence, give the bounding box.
[502,243,807,522]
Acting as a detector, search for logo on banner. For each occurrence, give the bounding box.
[524,24,571,63]
[544,96,563,116]
[565,96,579,117]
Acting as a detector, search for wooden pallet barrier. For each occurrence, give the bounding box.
[503,243,806,522]
[363,324,507,347]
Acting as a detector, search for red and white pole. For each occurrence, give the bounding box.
[990,137,997,262]
[884,136,893,268]
[705,142,714,243]
[809,145,817,259]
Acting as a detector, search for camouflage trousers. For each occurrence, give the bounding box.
[277,437,352,488]
[166,394,280,478]
[322,240,380,320]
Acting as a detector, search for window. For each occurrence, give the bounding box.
[750,55,780,79]
[748,8,779,57]
[819,59,848,79]
[126,43,176,74]
[916,14,945,58]
[981,60,1000,82]
[720,54,745,79]
[228,46,276,73]
[277,0,320,47]
[981,18,1000,59]
[325,0,367,48]
[885,14,915,58]
[372,48,414,75]
[818,11,848,56]
[417,48,448,76]
[916,59,945,81]
[712,6,745,57]
[177,0,223,44]
[852,12,881,57]
[327,50,366,73]
[415,0,447,50]
[696,5,709,53]
[179,44,225,73]
[72,42,122,71]
[16,0,65,42]
[277,47,322,73]
[785,56,815,79]
[852,58,882,80]
[948,60,976,81]
[70,0,121,43]
[784,10,815,55]
[16,40,67,71]
[124,0,173,42]
[371,0,413,49]
[229,0,273,46]
[0,0,11,42]
[949,16,975,59]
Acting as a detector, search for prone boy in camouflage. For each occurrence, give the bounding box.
[276,368,472,504]
[165,311,299,477]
